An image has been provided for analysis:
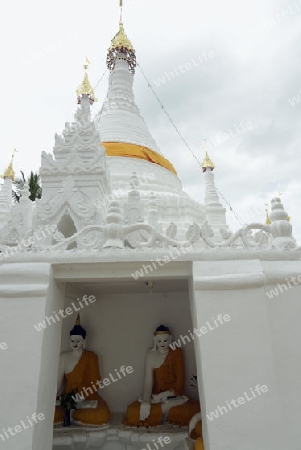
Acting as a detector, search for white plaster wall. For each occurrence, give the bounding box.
[191,260,286,450]
[33,268,65,450]
[0,263,53,450]
[3,257,299,450]
[60,289,198,413]
[262,261,301,450]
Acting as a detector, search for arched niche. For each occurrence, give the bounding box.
[55,212,77,249]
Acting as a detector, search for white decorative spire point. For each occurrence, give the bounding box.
[202,143,227,236]
[268,197,295,249]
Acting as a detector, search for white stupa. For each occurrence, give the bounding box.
[0,4,300,450]
[94,18,207,235]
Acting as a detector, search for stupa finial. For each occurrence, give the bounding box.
[1,149,17,181]
[265,203,271,225]
[201,139,215,172]
[76,58,97,105]
[120,0,123,22]
[107,0,136,74]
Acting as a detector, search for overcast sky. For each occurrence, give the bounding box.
[1,0,301,241]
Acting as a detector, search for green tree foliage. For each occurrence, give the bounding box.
[12,171,42,203]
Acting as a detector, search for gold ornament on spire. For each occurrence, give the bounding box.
[1,149,17,181]
[109,21,135,53]
[76,58,97,104]
[107,3,136,74]
[202,139,214,172]
[201,141,215,172]
[202,151,215,172]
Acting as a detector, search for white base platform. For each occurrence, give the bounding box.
[52,413,193,450]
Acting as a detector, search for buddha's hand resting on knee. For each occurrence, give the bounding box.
[139,401,151,420]
[76,400,98,409]
[151,389,175,403]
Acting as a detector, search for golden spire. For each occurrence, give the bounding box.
[265,204,271,225]
[109,20,135,53]
[1,149,17,181]
[109,0,133,52]
[201,140,215,172]
[76,58,97,104]
[107,1,136,74]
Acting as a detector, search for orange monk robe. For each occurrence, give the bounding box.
[195,437,205,450]
[123,347,200,427]
[54,350,110,425]
[190,419,205,450]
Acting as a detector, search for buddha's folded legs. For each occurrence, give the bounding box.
[123,401,162,427]
[161,396,189,414]
[54,398,110,426]
[168,398,200,426]
[73,397,110,425]
[124,398,200,427]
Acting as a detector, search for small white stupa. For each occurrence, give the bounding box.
[201,144,228,238]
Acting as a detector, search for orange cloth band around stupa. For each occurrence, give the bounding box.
[101,142,177,175]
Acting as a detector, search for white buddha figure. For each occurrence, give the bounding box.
[123,325,200,427]
[54,314,110,425]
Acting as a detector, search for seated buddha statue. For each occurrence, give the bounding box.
[54,314,110,425]
[123,325,200,427]
[189,412,205,450]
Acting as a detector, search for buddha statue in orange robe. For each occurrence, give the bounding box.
[123,325,200,427]
[54,315,110,425]
[189,412,205,450]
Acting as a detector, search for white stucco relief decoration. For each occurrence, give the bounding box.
[38,177,96,222]
[39,102,107,177]
[33,92,111,239]
[41,144,105,175]
[200,197,296,250]
[39,198,201,251]
[0,181,33,247]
